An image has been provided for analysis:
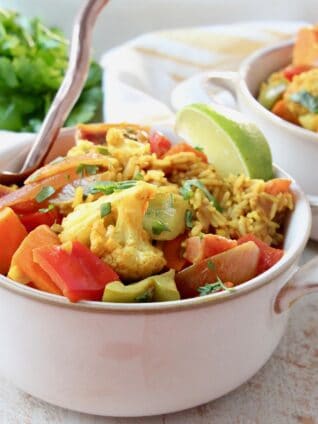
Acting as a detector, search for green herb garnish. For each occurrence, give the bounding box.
[168,193,174,209]
[35,186,56,203]
[134,172,144,181]
[97,147,109,156]
[194,146,204,152]
[0,9,103,132]
[198,276,234,296]
[39,204,55,213]
[180,179,223,212]
[87,180,137,195]
[100,202,111,218]
[185,209,193,229]
[207,259,216,271]
[135,287,154,303]
[290,90,318,113]
[152,220,170,235]
[76,164,100,178]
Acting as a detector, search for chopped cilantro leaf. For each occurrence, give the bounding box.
[152,220,170,235]
[185,209,193,229]
[87,180,137,195]
[134,172,144,181]
[180,179,223,212]
[76,163,100,178]
[97,147,109,156]
[135,287,154,302]
[198,276,234,296]
[168,193,174,208]
[194,146,204,152]
[100,202,111,218]
[207,260,216,271]
[39,204,55,213]
[35,186,56,203]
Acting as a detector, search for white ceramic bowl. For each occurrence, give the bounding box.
[171,41,318,240]
[0,129,317,417]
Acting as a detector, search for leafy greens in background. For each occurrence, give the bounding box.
[0,8,103,132]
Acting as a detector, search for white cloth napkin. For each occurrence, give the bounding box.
[101,21,307,125]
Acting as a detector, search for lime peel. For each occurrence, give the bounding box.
[175,103,274,181]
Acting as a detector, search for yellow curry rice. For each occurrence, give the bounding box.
[65,126,293,247]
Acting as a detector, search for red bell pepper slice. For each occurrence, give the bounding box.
[33,241,119,302]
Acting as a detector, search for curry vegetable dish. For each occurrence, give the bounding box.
[258,25,318,132]
[0,123,294,303]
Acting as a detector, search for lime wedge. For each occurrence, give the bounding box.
[175,103,273,180]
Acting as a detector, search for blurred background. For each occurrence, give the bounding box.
[1,0,316,56]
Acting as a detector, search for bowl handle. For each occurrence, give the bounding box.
[274,257,318,313]
[308,195,318,212]
[171,71,239,111]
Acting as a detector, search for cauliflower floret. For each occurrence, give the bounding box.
[100,183,166,281]
[284,69,318,117]
[106,128,150,166]
[60,195,115,245]
[60,182,166,281]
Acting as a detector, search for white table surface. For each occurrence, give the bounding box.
[0,243,317,424]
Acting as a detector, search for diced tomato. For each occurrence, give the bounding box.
[176,241,260,298]
[149,131,172,158]
[238,234,284,274]
[19,208,61,232]
[264,178,291,196]
[185,234,237,264]
[283,65,312,81]
[33,241,119,302]
[162,234,188,271]
[164,142,208,163]
[11,200,39,214]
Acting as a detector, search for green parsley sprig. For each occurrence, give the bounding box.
[39,204,55,213]
[86,180,137,195]
[76,164,100,178]
[35,185,56,203]
[152,220,170,235]
[100,202,111,218]
[198,276,234,296]
[135,287,154,302]
[185,209,193,229]
[180,179,223,212]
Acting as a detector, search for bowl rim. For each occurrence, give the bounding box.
[0,165,311,313]
[238,39,318,145]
